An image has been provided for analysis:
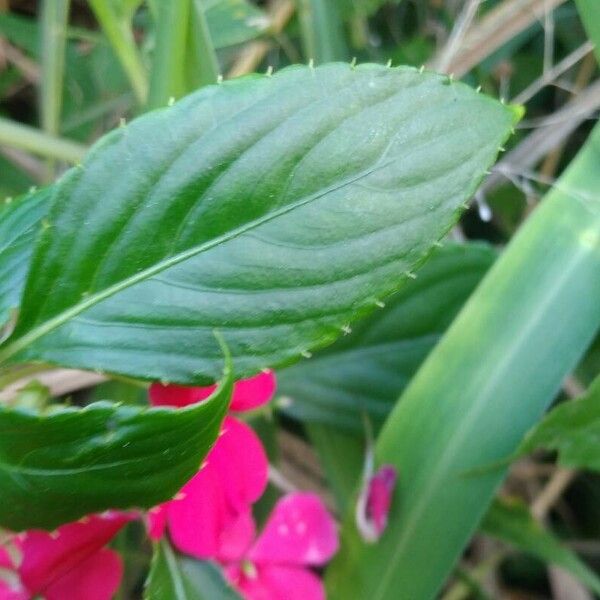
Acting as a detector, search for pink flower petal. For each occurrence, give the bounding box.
[356,464,397,543]
[149,383,216,408]
[44,548,123,600]
[147,505,168,541]
[230,371,276,412]
[167,417,265,561]
[249,493,338,567]
[0,548,26,600]
[19,512,131,595]
[366,465,396,537]
[0,581,28,600]
[230,564,325,600]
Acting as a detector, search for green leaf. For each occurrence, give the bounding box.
[326,121,600,599]
[482,498,600,595]
[204,0,270,49]
[0,360,232,531]
[518,376,600,471]
[145,539,242,600]
[0,64,517,384]
[0,189,49,330]
[277,243,495,430]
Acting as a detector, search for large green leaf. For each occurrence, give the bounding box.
[0,363,232,531]
[145,539,242,600]
[0,64,517,384]
[277,243,495,430]
[482,498,600,595]
[326,121,600,599]
[518,376,600,471]
[0,189,49,329]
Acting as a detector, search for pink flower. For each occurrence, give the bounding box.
[147,371,276,559]
[0,512,130,600]
[222,493,338,600]
[356,464,397,543]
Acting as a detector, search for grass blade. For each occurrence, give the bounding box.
[88,0,148,103]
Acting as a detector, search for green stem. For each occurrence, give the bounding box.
[40,0,70,136]
[147,0,218,111]
[0,117,86,163]
[296,0,348,63]
[88,0,148,104]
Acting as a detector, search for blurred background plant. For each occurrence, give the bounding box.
[0,1,599,599]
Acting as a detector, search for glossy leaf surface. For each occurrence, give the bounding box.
[0,366,232,531]
[0,189,49,329]
[0,64,516,384]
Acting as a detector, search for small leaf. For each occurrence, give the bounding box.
[278,243,495,430]
[0,360,232,531]
[482,497,600,595]
[0,64,517,384]
[518,376,600,471]
[145,539,242,600]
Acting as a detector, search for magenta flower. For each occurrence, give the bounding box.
[222,493,338,600]
[0,512,131,600]
[356,464,397,543]
[147,371,276,559]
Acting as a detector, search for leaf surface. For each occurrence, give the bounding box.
[0,64,516,383]
[0,363,232,531]
[518,376,600,471]
[277,243,495,430]
[0,189,49,329]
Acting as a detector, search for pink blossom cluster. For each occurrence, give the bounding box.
[0,372,340,600]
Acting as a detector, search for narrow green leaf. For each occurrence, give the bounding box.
[482,498,600,595]
[0,359,232,531]
[326,122,600,600]
[187,0,220,89]
[296,0,349,62]
[148,0,217,110]
[0,64,517,384]
[89,0,148,103]
[575,0,600,64]
[278,243,495,430]
[145,539,242,600]
[0,189,49,329]
[518,376,600,471]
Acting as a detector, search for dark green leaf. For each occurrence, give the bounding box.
[145,539,242,600]
[0,361,232,531]
[0,64,517,384]
[518,376,600,471]
[278,243,495,430]
[0,189,49,330]
[482,498,600,595]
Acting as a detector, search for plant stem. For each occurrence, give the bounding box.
[0,117,86,163]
